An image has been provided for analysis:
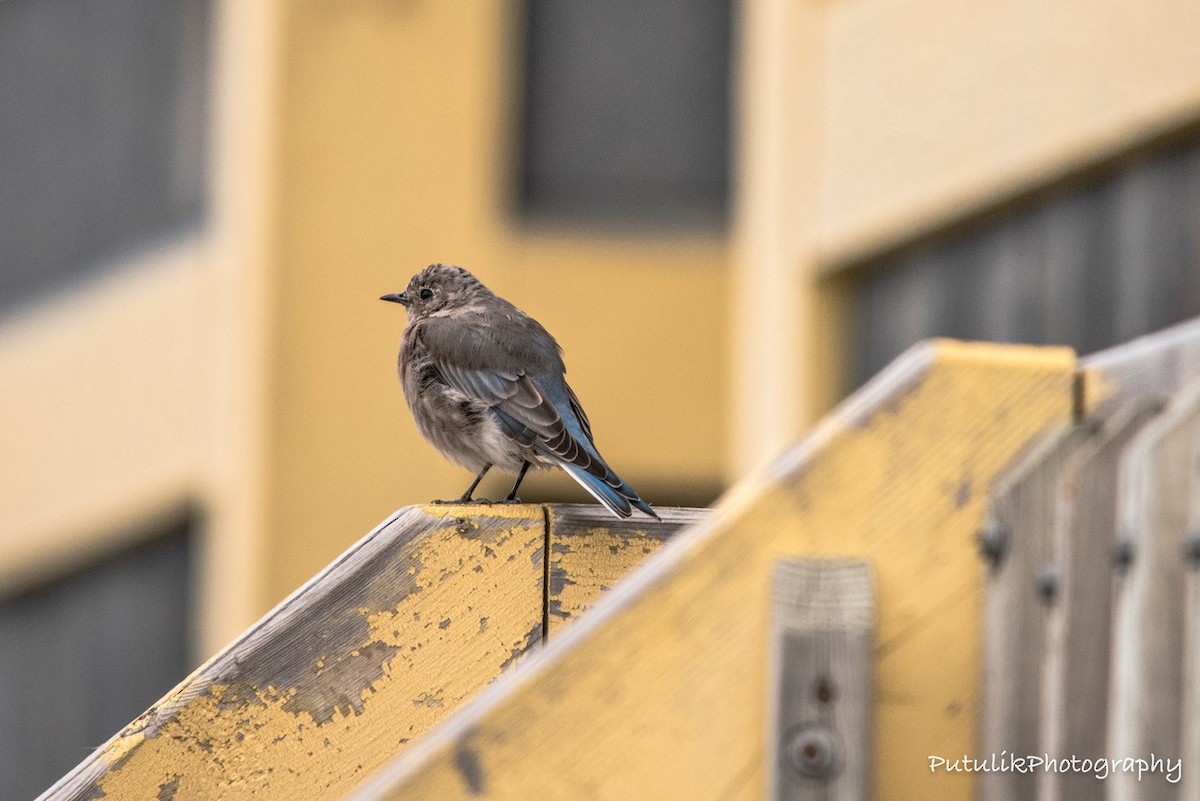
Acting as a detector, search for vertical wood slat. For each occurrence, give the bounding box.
[1109,380,1200,801]
[978,425,1089,801]
[546,506,709,637]
[1039,400,1164,801]
[1182,504,1200,801]
[769,560,873,801]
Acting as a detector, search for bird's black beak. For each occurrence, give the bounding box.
[380,292,409,306]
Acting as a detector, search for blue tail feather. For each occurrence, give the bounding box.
[560,461,658,520]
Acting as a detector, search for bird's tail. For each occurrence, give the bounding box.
[559,461,659,520]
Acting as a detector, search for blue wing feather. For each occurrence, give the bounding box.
[419,318,656,519]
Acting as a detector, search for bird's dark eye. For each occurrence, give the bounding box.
[419,288,434,301]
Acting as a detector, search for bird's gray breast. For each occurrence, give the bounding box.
[398,324,526,472]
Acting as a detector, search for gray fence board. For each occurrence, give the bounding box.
[1039,400,1164,801]
[980,425,1090,801]
[1109,380,1200,800]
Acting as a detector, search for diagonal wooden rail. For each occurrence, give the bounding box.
[40,505,704,800]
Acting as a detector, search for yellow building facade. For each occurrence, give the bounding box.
[3,0,1200,697]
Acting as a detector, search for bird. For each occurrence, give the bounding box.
[381,263,658,520]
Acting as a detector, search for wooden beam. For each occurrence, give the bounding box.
[40,504,701,800]
[44,506,543,799]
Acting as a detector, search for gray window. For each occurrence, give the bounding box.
[848,136,1200,389]
[0,521,193,801]
[519,0,733,226]
[0,0,210,315]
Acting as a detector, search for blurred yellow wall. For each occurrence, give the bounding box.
[260,0,1200,611]
[263,2,730,603]
[3,0,1200,659]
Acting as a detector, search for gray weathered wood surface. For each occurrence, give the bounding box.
[979,425,1089,801]
[1109,381,1200,801]
[769,560,873,801]
[1082,317,1200,420]
[1182,501,1200,801]
[1039,400,1164,801]
[976,319,1200,801]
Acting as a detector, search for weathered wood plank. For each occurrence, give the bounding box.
[1039,400,1163,801]
[350,341,1076,801]
[769,560,873,801]
[41,506,546,800]
[1182,511,1200,801]
[978,424,1090,801]
[1108,380,1200,801]
[39,503,710,800]
[1080,316,1200,419]
[547,505,708,636]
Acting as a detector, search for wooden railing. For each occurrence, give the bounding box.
[979,323,1200,801]
[41,319,1200,800]
[39,505,704,800]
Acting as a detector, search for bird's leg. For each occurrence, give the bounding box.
[504,461,531,502]
[456,463,492,503]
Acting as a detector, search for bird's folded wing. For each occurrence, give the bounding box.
[437,360,614,481]
[565,382,593,441]
[419,318,611,483]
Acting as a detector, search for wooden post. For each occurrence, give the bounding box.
[769,560,873,801]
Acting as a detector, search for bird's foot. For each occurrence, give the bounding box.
[501,497,522,504]
[430,498,494,505]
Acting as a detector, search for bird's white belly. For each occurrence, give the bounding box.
[410,386,528,474]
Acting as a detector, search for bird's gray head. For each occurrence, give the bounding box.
[380,263,493,320]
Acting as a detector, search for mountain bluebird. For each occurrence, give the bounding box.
[381,263,658,519]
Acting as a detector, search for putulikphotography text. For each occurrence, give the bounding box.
[927,752,1182,783]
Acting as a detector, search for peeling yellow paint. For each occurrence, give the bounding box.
[50,508,544,800]
[548,527,668,636]
[355,342,1076,801]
